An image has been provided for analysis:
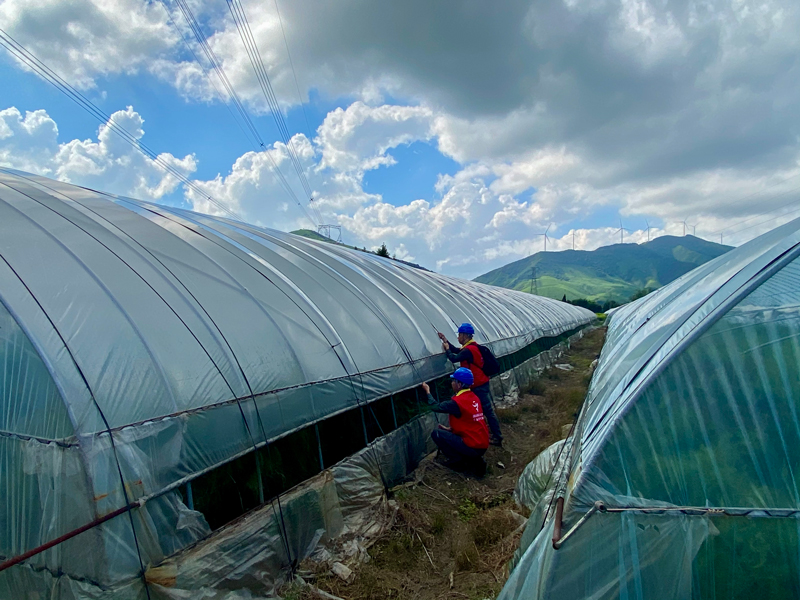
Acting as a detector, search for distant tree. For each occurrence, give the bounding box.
[601,300,620,313]
[568,298,604,313]
[376,243,390,257]
[629,287,654,302]
[561,294,568,302]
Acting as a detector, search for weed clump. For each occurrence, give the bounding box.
[458,499,479,522]
[528,379,546,396]
[430,512,448,536]
[471,511,517,549]
[498,406,521,424]
[455,543,480,571]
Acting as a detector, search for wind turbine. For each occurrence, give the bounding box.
[613,219,631,244]
[645,219,651,242]
[535,225,551,252]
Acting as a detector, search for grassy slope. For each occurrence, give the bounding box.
[284,329,607,600]
[290,229,339,244]
[475,235,731,303]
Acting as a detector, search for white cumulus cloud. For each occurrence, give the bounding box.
[0,106,196,201]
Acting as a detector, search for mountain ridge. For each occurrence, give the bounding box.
[474,235,732,303]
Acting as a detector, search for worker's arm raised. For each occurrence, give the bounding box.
[419,383,461,417]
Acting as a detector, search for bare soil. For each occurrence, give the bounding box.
[283,328,606,600]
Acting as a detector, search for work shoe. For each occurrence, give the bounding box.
[490,437,503,447]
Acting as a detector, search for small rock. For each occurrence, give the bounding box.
[331,562,354,583]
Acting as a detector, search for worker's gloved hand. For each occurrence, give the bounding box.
[438,424,452,431]
[421,382,430,394]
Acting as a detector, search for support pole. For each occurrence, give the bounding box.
[551,497,565,549]
[315,423,325,470]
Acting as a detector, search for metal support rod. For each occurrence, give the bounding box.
[390,395,398,430]
[186,482,194,511]
[0,499,144,573]
[255,453,265,505]
[315,423,325,470]
[553,501,604,549]
[551,497,564,549]
[360,406,369,445]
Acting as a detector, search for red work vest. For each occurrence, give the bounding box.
[449,389,490,449]
[461,341,490,387]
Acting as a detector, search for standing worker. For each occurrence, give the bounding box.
[438,323,503,446]
[421,368,489,476]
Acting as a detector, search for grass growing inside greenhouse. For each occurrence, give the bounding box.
[281,328,606,600]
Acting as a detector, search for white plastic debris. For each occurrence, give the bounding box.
[331,561,354,583]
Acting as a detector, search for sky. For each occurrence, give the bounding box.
[1,0,800,279]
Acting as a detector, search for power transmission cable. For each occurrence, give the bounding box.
[166,0,317,227]
[0,27,242,221]
[273,0,314,141]
[724,201,800,238]
[272,0,324,226]
[157,0,256,149]
[224,0,320,224]
[707,185,800,237]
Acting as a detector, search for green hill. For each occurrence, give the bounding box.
[474,235,732,303]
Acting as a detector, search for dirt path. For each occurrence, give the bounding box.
[285,328,606,600]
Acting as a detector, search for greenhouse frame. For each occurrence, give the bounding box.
[0,169,595,599]
[502,215,800,599]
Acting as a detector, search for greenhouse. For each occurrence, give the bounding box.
[0,168,595,599]
[502,216,800,599]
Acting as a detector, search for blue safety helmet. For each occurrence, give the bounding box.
[450,367,474,386]
[457,323,475,336]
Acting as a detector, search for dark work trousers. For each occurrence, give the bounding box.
[472,382,502,442]
[431,429,486,463]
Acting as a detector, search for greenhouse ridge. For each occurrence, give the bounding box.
[0,168,594,598]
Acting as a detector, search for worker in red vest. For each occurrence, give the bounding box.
[422,368,489,477]
[438,323,503,446]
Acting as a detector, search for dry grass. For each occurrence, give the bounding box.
[284,328,606,600]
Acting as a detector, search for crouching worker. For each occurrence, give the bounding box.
[421,368,489,477]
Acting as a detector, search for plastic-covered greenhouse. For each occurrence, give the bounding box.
[0,169,595,599]
[502,216,800,599]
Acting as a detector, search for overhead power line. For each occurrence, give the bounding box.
[271,0,324,227]
[0,27,242,221]
[273,0,314,142]
[164,0,317,227]
[225,0,321,225]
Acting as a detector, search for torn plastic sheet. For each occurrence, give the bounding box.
[145,413,437,599]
